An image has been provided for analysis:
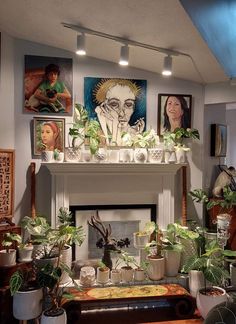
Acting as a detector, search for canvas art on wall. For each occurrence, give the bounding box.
[24,55,73,115]
[33,117,65,156]
[211,124,227,157]
[84,77,147,146]
[158,94,192,136]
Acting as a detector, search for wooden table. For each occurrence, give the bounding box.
[63,284,195,321]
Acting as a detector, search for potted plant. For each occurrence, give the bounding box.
[118,251,138,283]
[182,236,236,318]
[163,127,200,163]
[134,260,149,282]
[162,223,183,277]
[88,211,130,270]
[0,232,21,266]
[96,260,110,284]
[10,267,43,321]
[17,240,34,263]
[122,129,160,163]
[189,185,236,248]
[145,222,165,281]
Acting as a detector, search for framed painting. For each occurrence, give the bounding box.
[158,93,192,136]
[84,77,147,146]
[0,149,15,219]
[211,124,227,157]
[24,55,73,115]
[33,117,65,156]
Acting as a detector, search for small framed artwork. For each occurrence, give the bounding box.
[33,117,65,156]
[211,124,227,157]
[0,149,15,219]
[157,93,192,136]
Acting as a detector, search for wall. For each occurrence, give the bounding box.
[226,108,236,167]
[3,34,205,225]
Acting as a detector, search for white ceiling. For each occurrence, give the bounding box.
[0,0,229,84]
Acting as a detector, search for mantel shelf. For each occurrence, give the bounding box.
[42,162,185,175]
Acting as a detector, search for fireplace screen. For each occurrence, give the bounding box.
[71,204,156,261]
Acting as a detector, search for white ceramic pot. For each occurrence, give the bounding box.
[121,266,134,283]
[94,148,108,163]
[108,147,120,163]
[119,148,133,162]
[41,308,67,324]
[133,148,148,163]
[175,148,187,163]
[55,152,64,163]
[134,268,146,281]
[32,244,44,258]
[81,147,93,162]
[41,150,54,162]
[146,256,165,281]
[79,266,96,286]
[97,267,110,284]
[60,245,72,285]
[164,250,181,277]
[18,245,33,262]
[110,269,121,284]
[64,147,80,162]
[148,147,163,163]
[133,232,149,249]
[0,249,16,266]
[13,288,43,320]
[196,286,227,319]
[189,270,204,298]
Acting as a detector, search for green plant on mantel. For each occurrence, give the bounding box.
[163,127,200,149]
[68,103,102,154]
[121,128,160,148]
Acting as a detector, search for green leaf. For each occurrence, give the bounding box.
[10,271,23,295]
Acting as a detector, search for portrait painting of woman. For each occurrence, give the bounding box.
[158,94,192,136]
[33,118,65,156]
[84,77,147,146]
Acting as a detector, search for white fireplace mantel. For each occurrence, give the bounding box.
[42,162,185,229]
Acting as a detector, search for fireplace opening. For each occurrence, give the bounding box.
[70,204,156,262]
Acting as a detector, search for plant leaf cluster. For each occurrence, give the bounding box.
[163,127,200,148]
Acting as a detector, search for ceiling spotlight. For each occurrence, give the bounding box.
[162,55,172,76]
[76,33,86,55]
[119,45,129,66]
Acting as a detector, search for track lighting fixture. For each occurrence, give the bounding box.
[63,23,205,82]
[119,45,129,66]
[76,33,86,56]
[162,55,172,76]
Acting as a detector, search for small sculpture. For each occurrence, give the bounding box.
[212,166,236,198]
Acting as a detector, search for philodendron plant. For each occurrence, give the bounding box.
[162,223,183,253]
[163,127,200,149]
[1,233,22,253]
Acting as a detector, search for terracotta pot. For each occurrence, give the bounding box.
[196,286,227,319]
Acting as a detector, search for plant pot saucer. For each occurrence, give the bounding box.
[18,258,32,263]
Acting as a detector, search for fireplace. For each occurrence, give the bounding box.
[70,204,156,260]
[43,162,183,230]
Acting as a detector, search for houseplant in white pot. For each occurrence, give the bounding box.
[163,127,199,163]
[0,232,21,266]
[10,267,43,321]
[182,238,236,318]
[145,222,165,281]
[96,260,110,284]
[117,251,138,283]
[162,223,183,277]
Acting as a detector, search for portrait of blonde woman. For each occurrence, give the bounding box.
[158,94,192,135]
[84,77,147,146]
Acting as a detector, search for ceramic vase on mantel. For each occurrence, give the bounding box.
[133,148,148,163]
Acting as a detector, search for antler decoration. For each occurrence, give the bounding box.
[88,210,112,244]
